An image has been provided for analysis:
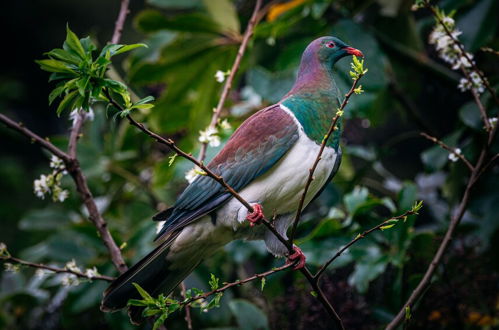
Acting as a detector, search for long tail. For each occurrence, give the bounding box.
[100,232,200,323]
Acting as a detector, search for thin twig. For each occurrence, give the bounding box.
[198,0,263,162]
[0,113,70,160]
[461,67,491,131]
[111,0,130,44]
[1,255,114,282]
[68,110,85,158]
[289,73,364,242]
[180,282,193,330]
[184,263,293,305]
[315,209,418,280]
[420,132,474,171]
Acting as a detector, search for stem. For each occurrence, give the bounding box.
[1,255,114,282]
[198,0,263,162]
[111,0,130,44]
[420,132,474,171]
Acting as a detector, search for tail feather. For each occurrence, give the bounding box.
[101,232,193,315]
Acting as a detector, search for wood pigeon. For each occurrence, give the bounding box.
[101,36,363,320]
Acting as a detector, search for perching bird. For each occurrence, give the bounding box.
[101,36,363,320]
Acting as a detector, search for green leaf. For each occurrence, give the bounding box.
[202,0,240,33]
[209,273,219,290]
[56,90,78,116]
[135,10,223,34]
[260,277,266,292]
[127,299,148,307]
[153,313,168,330]
[132,283,154,302]
[65,25,86,59]
[45,48,81,65]
[114,43,148,56]
[131,103,154,110]
[135,96,155,105]
[35,59,76,74]
[76,76,90,96]
[48,85,66,105]
[143,308,162,316]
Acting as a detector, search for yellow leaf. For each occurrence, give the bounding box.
[267,0,308,22]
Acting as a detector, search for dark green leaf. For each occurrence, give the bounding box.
[45,48,81,65]
[48,85,66,105]
[35,59,76,74]
[56,90,78,116]
[65,25,87,59]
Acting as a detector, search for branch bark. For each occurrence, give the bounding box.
[1,255,114,282]
[198,0,263,162]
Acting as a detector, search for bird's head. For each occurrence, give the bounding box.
[305,36,363,67]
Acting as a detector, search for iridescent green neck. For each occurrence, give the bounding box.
[281,69,342,149]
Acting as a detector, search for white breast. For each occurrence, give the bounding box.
[217,104,338,228]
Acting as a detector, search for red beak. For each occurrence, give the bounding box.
[344,47,364,57]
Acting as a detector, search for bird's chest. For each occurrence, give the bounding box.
[216,131,338,229]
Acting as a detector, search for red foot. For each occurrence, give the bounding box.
[286,245,306,270]
[246,204,264,227]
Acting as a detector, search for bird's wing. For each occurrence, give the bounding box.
[155,104,299,239]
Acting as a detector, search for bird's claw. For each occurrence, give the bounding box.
[286,245,306,270]
[246,203,264,227]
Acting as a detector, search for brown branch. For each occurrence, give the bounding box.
[198,0,263,162]
[184,263,293,305]
[68,110,85,158]
[420,132,474,171]
[111,0,130,44]
[461,67,491,131]
[1,255,114,282]
[315,209,418,280]
[180,282,193,330]
[289,73,365,242]
[0,113,70,161]
[387,88,498,330]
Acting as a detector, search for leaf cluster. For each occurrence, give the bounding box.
[36,25,153,116]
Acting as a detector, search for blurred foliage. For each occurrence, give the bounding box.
[1,0,499,329]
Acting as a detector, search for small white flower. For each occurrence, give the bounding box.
[488,117,498,128]
[34,174,50,199]
[57,189,69,202]
[185,167,199,184]
[199,127,221,147]
[49,155,65,171]
[219,119,231,130]
[69,108,94,127]
[215,70,226,83]
[448,148,461,162]
[84,267,100,279]
[442,16,455,28]
[61,274,80,287]
[65,259,81,273]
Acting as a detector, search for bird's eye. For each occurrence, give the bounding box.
[325,41,335,48]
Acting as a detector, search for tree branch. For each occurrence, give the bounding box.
[68,110,85,158]
[315,208,418,280]
[420,132,474,171]
[198,0,263,162]
[1,254,114,282]
[111,0,130,44]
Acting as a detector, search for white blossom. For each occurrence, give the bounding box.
[69,108,94,127]
[185,167,199,184]
[488,117,498,128]
[448,148,461,162]
[214,70,226,83]
[61,274,80,287]
[49,155,65,171]
[57,189,69,202]
[34,174,50,199]
[84,267,100,279]
[65,259,81,273]
[457,71,485,94]
[219,118,232,131]
[0,242,7,255]
[199,127,221,147]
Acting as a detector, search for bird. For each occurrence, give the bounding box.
[101,36,363,321]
